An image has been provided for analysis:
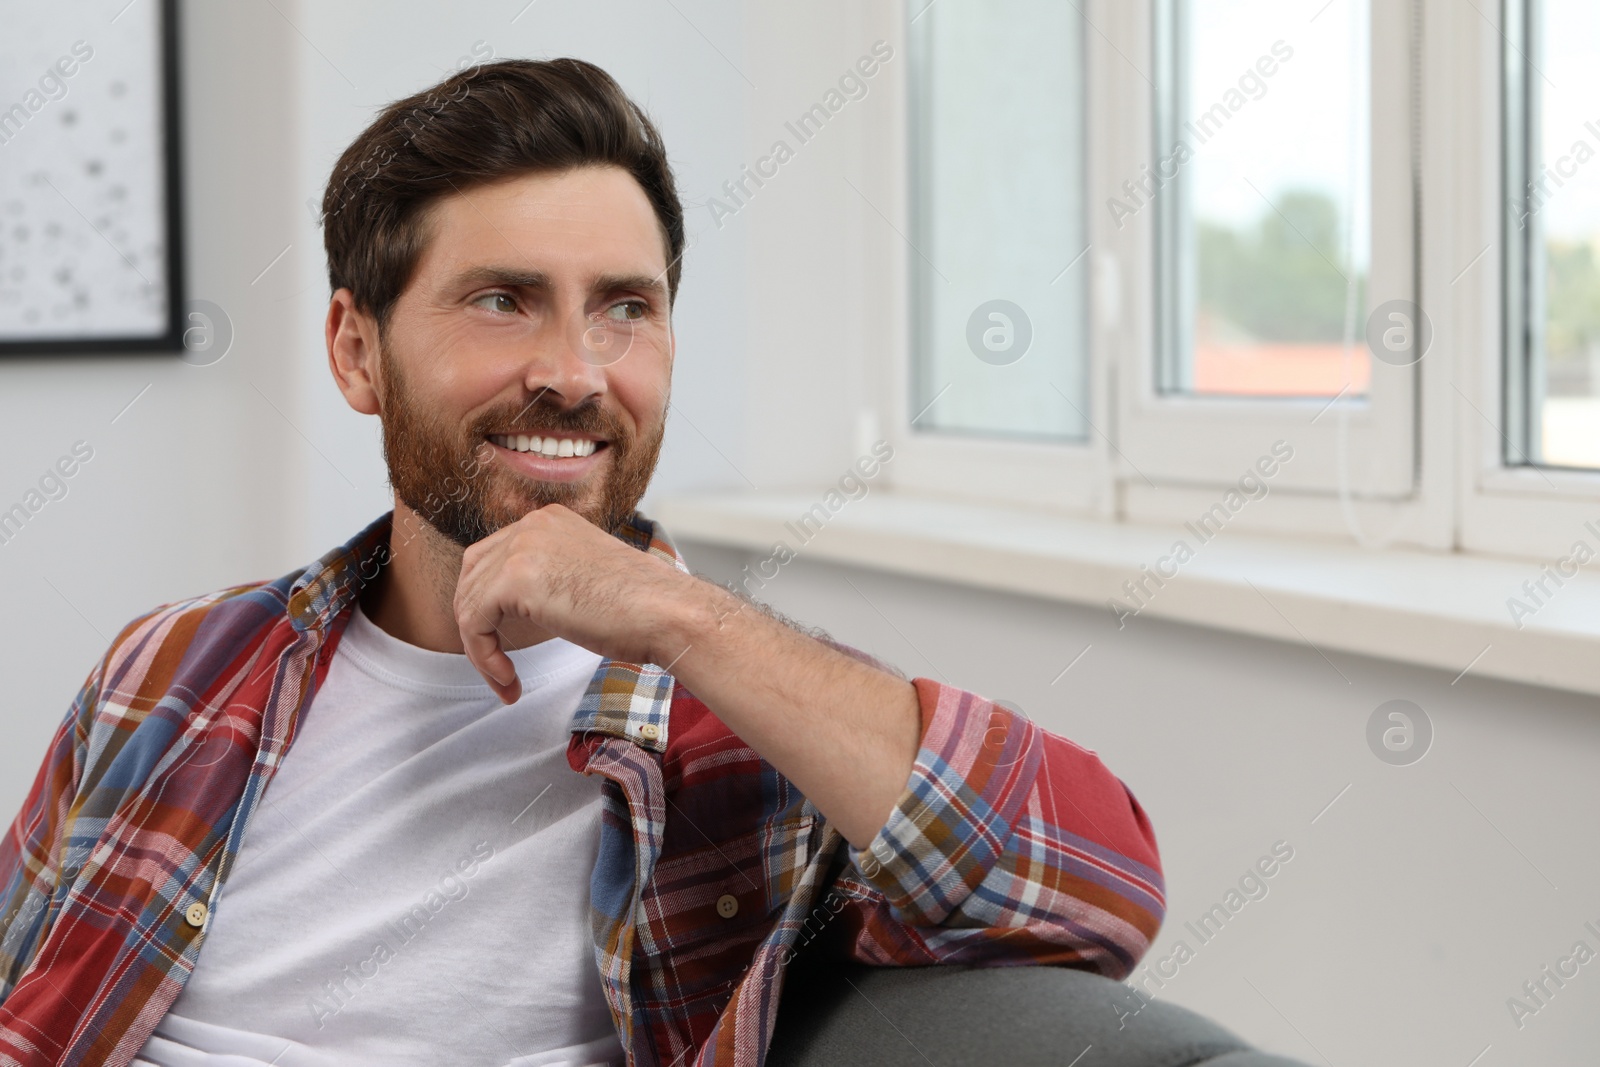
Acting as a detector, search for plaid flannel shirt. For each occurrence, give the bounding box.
[0,509,1165,1066]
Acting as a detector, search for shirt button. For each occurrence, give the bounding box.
[638,723,660,742]
[716,894,739,920]
[185,902,208,928]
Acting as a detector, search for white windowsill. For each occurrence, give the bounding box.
[653,490,1600,699]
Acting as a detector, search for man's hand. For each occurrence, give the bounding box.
[453,503,693,704]
[453,502,921,847]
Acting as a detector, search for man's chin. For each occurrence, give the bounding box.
[489,488,607,531]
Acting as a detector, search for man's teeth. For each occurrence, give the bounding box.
[489,434,598,458]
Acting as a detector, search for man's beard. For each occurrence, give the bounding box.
[376,349,665,550]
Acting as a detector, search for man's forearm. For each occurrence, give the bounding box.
[655,578,921,849]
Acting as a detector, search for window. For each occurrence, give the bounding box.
[1154,0,1371,399]
[1122,0,1415,498]
[867,0,1600,558]
[1505,0,1600,471]
[906,0,1089,442]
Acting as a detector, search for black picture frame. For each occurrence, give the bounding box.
[0,0,186,357]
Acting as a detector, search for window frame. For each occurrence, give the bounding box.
[1457,0,1600,559]
[1117,0,1419,501]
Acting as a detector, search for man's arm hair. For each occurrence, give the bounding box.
[690,573,908,681]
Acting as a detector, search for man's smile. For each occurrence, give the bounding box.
[486,432,605,458]
[486,432,610,483]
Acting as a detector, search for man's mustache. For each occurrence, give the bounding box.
[479,398,623,442]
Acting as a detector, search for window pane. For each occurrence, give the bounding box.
[908,0,1088,441]
[1156,0,1371,398]
[1521,0,1600,469]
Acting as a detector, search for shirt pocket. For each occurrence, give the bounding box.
[637,812,817,989]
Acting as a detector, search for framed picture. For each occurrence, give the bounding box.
[0,0,184,354]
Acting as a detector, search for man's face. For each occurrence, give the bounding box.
[374,165,672,548]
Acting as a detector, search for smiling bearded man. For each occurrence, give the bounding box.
[370,207,667,554]
[0,58,1256,1067]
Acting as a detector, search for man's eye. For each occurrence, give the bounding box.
[473,292,518,314]
[605,301,647,322]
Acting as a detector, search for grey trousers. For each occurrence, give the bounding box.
[768,962,1313,1067]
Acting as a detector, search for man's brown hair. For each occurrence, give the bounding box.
[319,57,685,338]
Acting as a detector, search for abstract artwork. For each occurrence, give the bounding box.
[0,0,182,353]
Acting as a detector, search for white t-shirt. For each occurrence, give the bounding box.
[132,600,624,1067]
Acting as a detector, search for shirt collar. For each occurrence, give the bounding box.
[286,508,691,754]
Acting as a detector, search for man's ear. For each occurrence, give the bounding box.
[327,288,383,416]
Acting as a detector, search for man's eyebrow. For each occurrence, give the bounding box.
[444,266,667,302]
[447,265,552,291]
[593,273,669,301]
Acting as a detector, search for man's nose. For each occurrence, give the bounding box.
[523,303,612,404]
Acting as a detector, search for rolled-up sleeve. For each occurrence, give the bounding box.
[841,678,1165,979]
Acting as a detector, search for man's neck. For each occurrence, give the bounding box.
[360,499,556,655]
